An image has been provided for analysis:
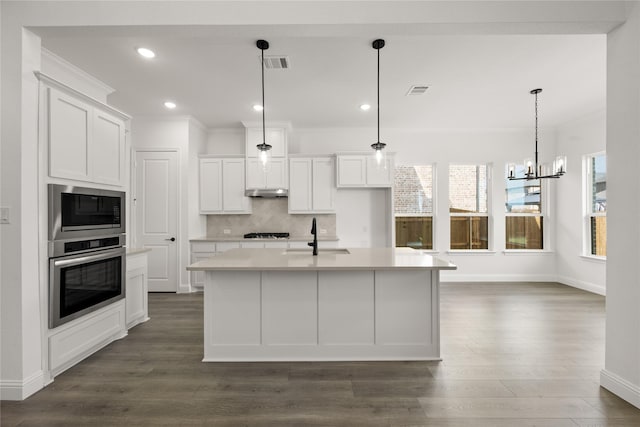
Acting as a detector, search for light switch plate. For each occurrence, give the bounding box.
[0,207,10,224]
[223,229,231,234]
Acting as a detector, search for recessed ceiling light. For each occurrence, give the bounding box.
[360,104,371,111]
[136,47,156,59]
[164,101,176,109]
[253,104,264,111]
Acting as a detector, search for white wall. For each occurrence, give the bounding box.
[189,119,207,239]
[601,1,640,408]
[555,110,606,294]
[0,27,43,400]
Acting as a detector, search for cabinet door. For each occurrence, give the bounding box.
[366,156,394,187]
[92,109,125,186]
[337,156,366,187]
[266,158,287,189]
[191,253,215,288]
[289,158,312,212]
[246,158,286,190]
[48,88,91,181]
[199,159,223,213]
[222,159,250,212]
[246,159,267,189]
[312,157,336,212]
[246,128,286,158]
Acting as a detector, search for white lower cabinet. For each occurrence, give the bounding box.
[126,251,150,329]
[48,301,126,377]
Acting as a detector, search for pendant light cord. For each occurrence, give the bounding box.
[534,90,539,176]
[377,46,380,144]
[261,47,266,145]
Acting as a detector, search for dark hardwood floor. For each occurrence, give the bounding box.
[3,282,640,426]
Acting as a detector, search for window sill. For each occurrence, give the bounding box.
[503,250,554,255]
[446,250,496,255]
[580,254,606,263]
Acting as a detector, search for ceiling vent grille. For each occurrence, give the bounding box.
[262,56,290,69]
[406,85,429,96]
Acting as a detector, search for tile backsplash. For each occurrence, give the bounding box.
[206,198,336,237]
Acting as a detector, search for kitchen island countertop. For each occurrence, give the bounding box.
[187,247,455,271]
[190,235,339,242]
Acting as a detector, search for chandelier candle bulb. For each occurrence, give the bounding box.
[525,158,534,176]
[507,164,516,179]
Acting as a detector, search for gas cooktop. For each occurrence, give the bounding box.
[243,232,290,239]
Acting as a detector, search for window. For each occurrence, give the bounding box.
[505,164,544,250]
[394,165,434,249]
[585,153,606,257]
[449,164,489,250]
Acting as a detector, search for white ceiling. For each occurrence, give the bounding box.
[37,27,606,130]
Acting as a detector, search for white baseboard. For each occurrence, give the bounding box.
[557,275,606,296]
[177,282,191,293]
[601,369,640,409]
[440,273,557,282]
[0,370,44,401]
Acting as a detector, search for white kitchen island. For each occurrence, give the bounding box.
[187,247,456,362]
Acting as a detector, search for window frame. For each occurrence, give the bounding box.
[504,163,547,251]
[448,163,492,252]
[583,152,606,259]
[393,164,437,252]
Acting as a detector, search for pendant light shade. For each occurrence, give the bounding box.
[371,39,387,168]
[256,39,272,170]
[508,88,566,181]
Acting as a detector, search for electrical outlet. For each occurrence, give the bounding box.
[223,229,231,235]
[319,228,327,235]
[0,207,9,224]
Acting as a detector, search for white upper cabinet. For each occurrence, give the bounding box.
[246,127,287,158]
[47,87,127,187]
[221,158,250,212]
[48,89,91,182]
[336,154,394,188]
[288,156,335,214]
[246,158,287,190]
[91,109,126,186]
[199,157,251,214]
[312,157,336,211]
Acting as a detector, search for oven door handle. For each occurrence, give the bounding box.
[52,247,125,268]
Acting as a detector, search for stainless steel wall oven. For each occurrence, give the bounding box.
[48,184,126,329]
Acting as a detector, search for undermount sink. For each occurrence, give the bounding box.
[283,248,351,255]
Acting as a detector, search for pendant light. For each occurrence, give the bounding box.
[508,88,567,180]
[371,38,387,168]
[256,39,272,170]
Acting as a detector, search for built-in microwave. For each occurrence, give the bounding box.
[48,184,126,241]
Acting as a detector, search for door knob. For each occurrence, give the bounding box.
[165,237,176,242]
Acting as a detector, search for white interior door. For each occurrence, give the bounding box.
[135,150,178,292]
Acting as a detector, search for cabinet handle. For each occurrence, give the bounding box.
[165,237,176,242]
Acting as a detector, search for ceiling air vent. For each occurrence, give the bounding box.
[406,85,429,96]
[262,55,290,69]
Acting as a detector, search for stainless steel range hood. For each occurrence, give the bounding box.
[245,188,288,198]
